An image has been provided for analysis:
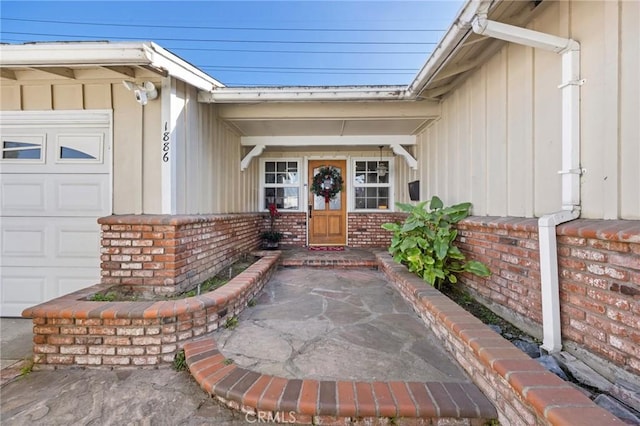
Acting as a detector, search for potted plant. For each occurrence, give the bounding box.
[261,203,283,249]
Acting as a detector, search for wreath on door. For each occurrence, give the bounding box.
[311,166,344,203]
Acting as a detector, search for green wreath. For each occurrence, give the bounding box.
[311,166,344,203]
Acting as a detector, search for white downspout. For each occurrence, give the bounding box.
[472,8,583,353]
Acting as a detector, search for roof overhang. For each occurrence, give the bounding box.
[0,41,224,91]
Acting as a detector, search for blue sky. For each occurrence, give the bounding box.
[0,1,464,87]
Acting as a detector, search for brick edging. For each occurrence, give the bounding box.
[183,338,497,424]
[375,251,627,426]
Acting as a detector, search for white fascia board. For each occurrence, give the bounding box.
[0,41,223,92]
[240,135,416,146]
[405,0,485,98]
[0,42,154,67]
[199,86,406,103]
[144,43,224,91]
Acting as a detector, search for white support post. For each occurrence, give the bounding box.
[160,77,177,214]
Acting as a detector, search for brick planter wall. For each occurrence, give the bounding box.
[263,212,306,246]
[456,217,640,378]
[99,214,263,297]
[348,212,407,248]
[22,251,281,368]
[377,252,625,426]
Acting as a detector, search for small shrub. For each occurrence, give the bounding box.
[248,298,257,307]
[173,349,187,372]
[223,358,234,366]
[382,196,490,289]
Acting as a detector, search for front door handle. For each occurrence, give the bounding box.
[308,204,312,219]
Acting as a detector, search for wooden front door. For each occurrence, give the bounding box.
[308,160,347,246]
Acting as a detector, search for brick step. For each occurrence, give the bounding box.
[184,337,498,425]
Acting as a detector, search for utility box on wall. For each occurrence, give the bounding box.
[408,180,420,201]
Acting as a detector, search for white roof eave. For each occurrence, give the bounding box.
[0,41,224,92]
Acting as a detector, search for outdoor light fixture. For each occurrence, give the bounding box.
[377,145,388,177]
[122,80,158,106]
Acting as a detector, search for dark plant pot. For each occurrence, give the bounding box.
[262,241,279,250]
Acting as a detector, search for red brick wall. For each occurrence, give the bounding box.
[456,216,640,377]
[261,212,407,248]
[263,212,307,246]
[99,214,263,296]
[348,213,408,248]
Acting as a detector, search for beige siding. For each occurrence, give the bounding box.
[169,88,253,214]
[620,1,640,218]
[112,82,144,214]
[416,0,639,219]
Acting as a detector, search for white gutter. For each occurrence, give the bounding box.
[198,85,405,103]
[472,4,583,353]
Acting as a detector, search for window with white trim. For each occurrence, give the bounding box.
[261,159,302,211]
[353,158,392,210]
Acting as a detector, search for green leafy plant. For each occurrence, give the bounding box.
[173,349,187,372]
[224,316,239,329]
[20,357,34,376]
[89,291,117,302]
[223,358,234,366]
[248,298,257,307]
[382,196,491,289]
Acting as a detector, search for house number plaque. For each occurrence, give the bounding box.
[162,122,170,162]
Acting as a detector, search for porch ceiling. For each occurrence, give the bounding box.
[217,100,439,137]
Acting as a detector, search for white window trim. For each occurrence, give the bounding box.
[260,157,304,212]
[0,134,47,164]
[55,134,104,164]
[350,156,394,213]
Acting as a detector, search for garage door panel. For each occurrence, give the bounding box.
[1,267,99,316]
[1,217,100,267]
[1,112,111,316]
[56,177,109,214]
[56,226,101,260]
[0,179,46,212]
[0,174,109,217]
[2,226,46,258]
[0,275,47,317]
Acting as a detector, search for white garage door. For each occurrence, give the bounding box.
[0,111,112,317]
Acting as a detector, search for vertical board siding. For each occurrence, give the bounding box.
[52,84,83,109]
[113,83,143,214]
[506,43,534,217]
[0,85,20,110]
[22,84,52,110]
[485,51,509,216]
[142,90,162,214]
[416,0,639,220]
[469,67,488,216]
[620,1,640,218]
[531,4,563,217]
